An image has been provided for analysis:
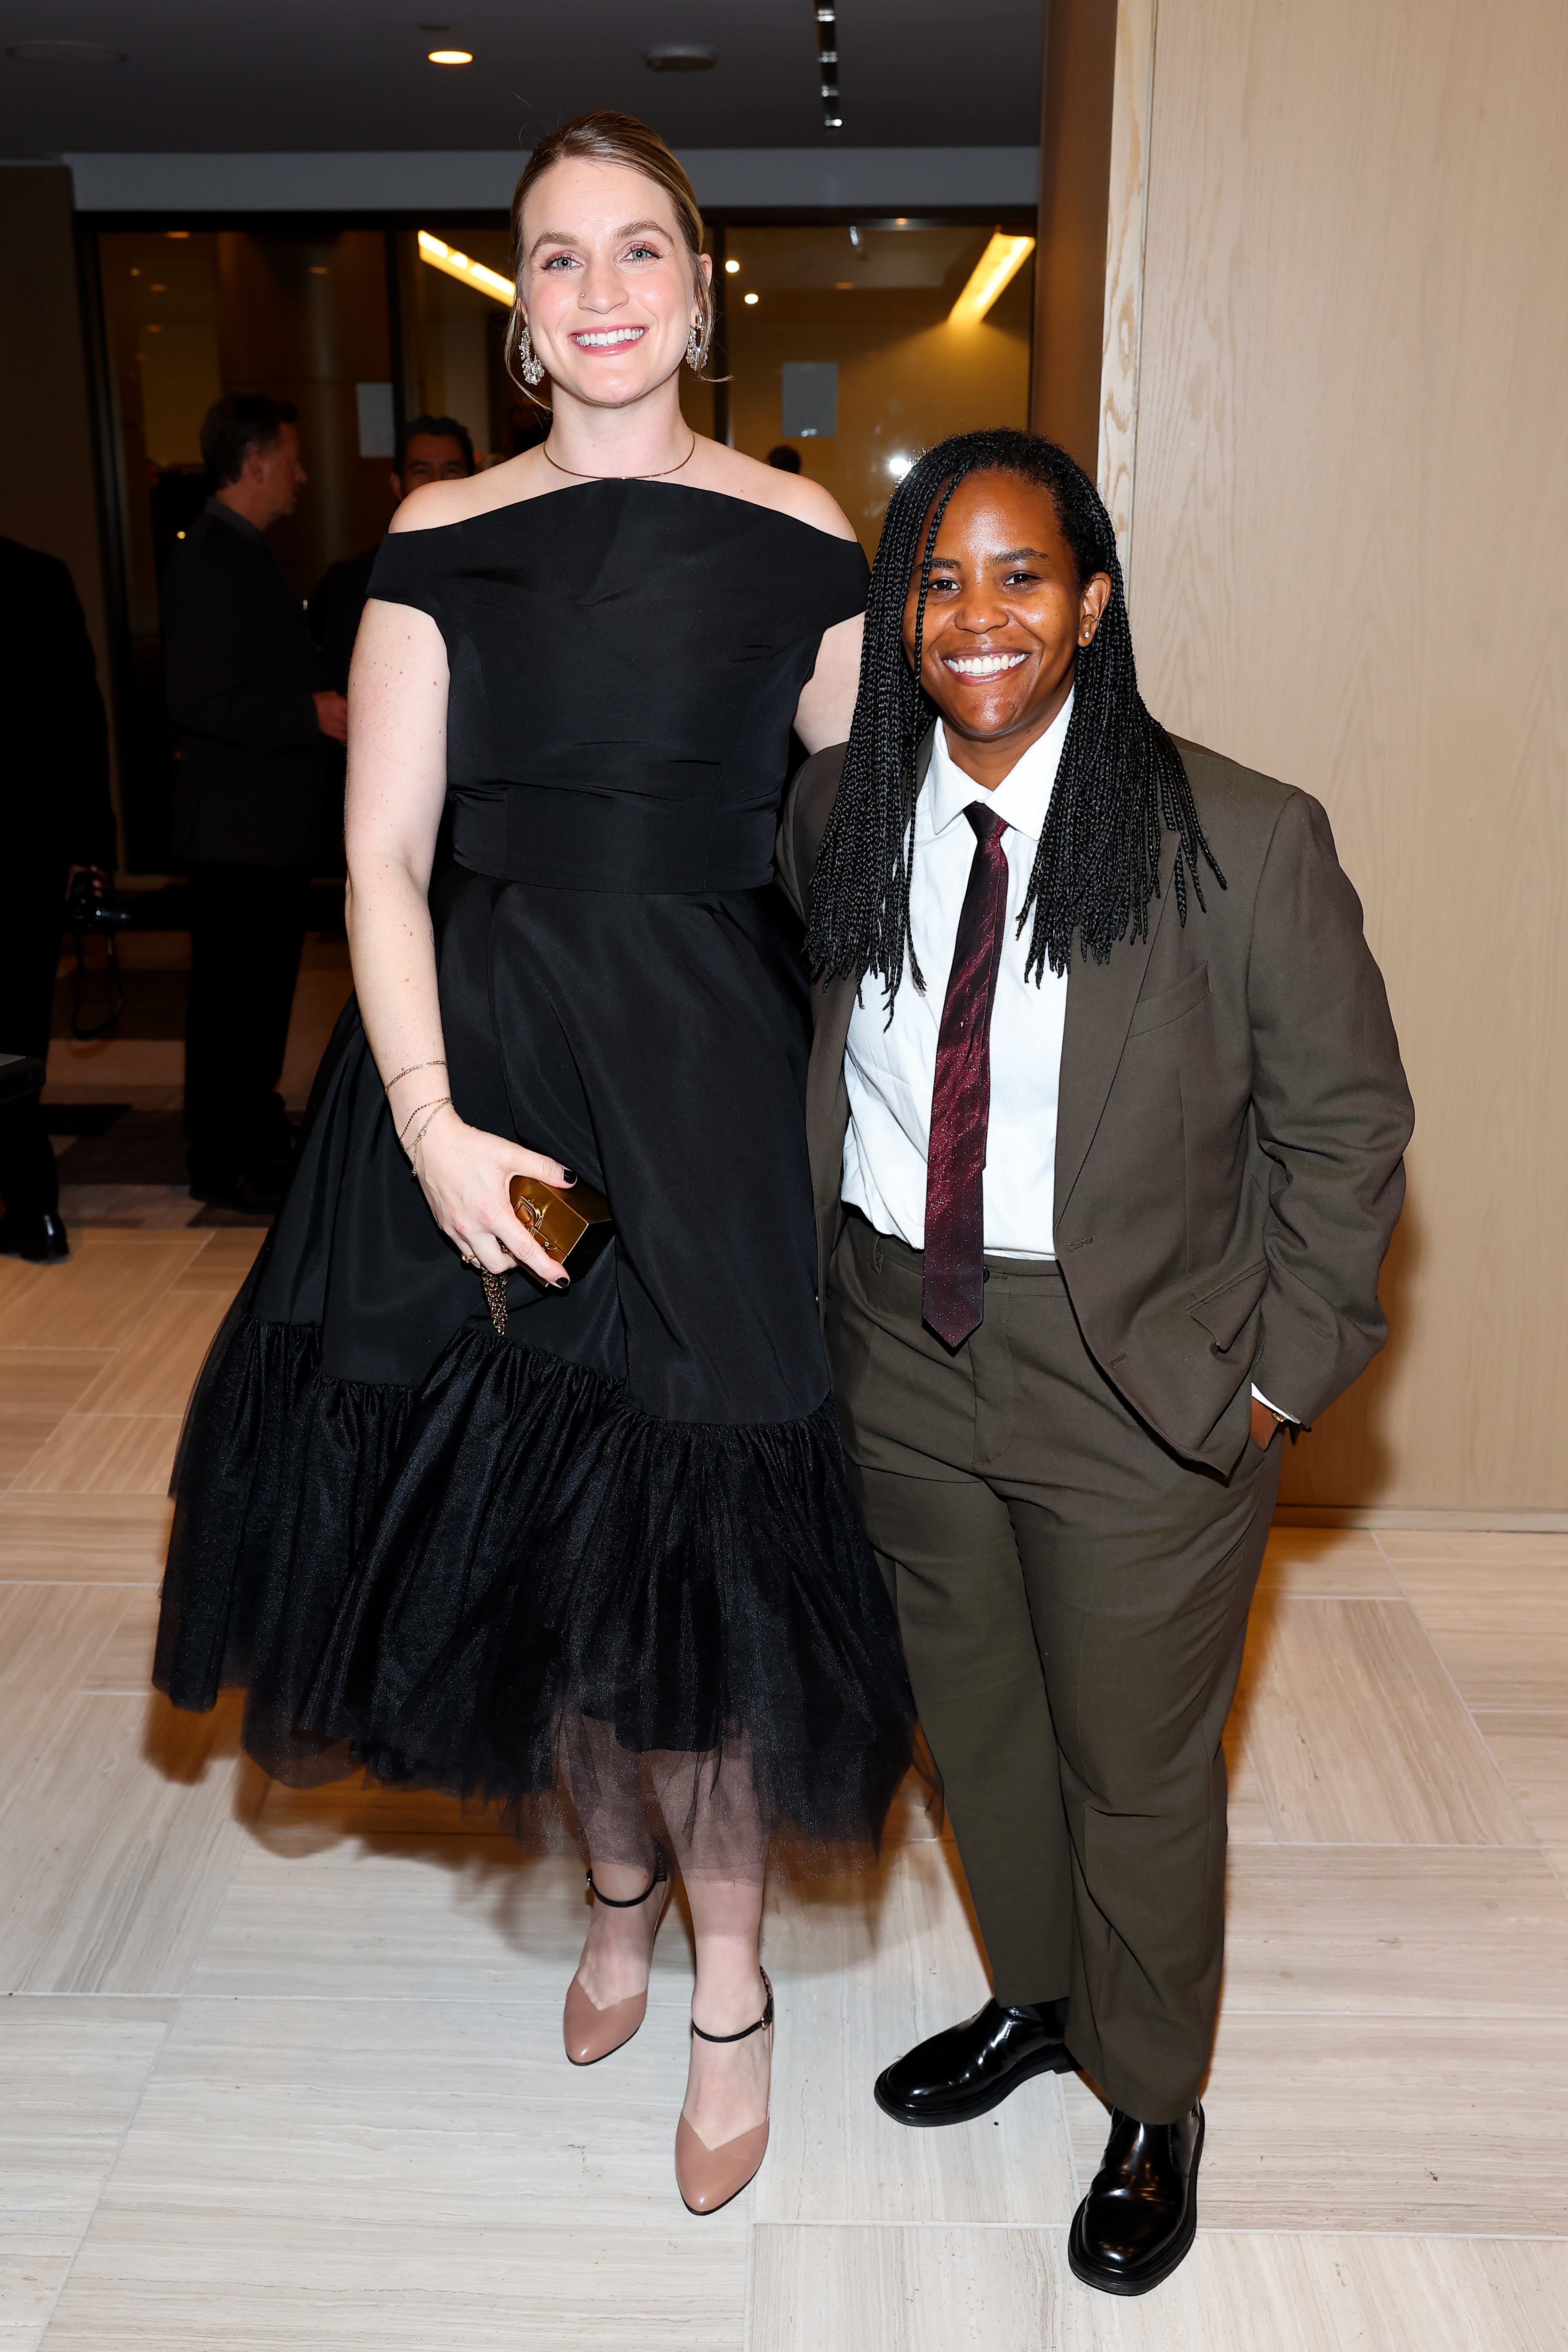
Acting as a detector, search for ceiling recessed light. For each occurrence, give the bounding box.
[428,48,472,64]
[724,258,740,275]
[743,292,759,306]
[644,43,717,71]
[6,39,127,64]
[166,230,189,240]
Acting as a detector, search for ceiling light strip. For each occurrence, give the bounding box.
[814,3,842,130]
[418,230,513,306]
[947,231,1036,326]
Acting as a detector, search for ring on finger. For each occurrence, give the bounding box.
[460,1252,480,1270]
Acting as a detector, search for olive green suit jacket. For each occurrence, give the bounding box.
[775,731,1414,1474]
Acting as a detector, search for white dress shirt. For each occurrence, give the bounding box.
[842,700,1072,1259]
[839,704,1295,1422]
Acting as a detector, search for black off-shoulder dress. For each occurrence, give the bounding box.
[154,481,914,1875]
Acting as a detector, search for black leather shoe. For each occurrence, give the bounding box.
[0,1210,69,1262]
[874,1997,1075,2128]
[1068,2102,1203,2296]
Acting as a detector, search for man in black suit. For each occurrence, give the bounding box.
[164,394,346,1211]
[0,536,116,1260]
[309,413,475,696]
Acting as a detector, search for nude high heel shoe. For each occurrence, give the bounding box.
[674,1968,774,2214]
[563,1860,670,2066]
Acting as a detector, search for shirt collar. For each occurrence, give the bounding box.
[919,688,1075,846]
[204,495,266,546]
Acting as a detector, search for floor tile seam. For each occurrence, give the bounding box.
[63,1588,151,1711]
[0,1438,56,1496]
[40,1991,1568,2023]
[168,1991,704,2008]
[745,2222,1568,2244]
[1236,1836,1538,1850]
[161,1725,272,2007]
[1236,1720,1287,1842]
[1373,1536,1540,1841]
[0,1345,120,1357]
[0,2205,102,2217]
[741,2179,757,2352]
[1055,2074,1083,2209]
[1215,2005,1568,2018]
[27,1998,182,2347]
[0,1578,158,1589]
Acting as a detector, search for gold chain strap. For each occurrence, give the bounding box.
[384,1057,447,1092]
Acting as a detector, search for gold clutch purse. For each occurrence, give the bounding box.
[479,1174,614,1335]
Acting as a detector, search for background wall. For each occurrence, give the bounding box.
[0,164,120,848]
[1121,0,1568,1517]
[1030,0,1118,472]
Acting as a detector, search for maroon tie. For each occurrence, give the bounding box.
[923,803,1010,1350]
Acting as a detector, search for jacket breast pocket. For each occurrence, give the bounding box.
[1188,1258,1268,1353]
[1127,961,1211,1038]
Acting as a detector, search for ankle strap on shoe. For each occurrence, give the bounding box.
[691,1967,773,2044]
[585,1858,667,1908]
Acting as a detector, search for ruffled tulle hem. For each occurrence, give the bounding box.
[156,1314,915,1873]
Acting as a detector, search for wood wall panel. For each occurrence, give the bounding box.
[1098,0,1158,580]
[1127,0,1568,1511]
[1029,0,1119,474]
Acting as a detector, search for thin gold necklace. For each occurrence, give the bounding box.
[542,434,697,483]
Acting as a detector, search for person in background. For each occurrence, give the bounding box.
[766,445,802,473]
[0,536,116,1260]
[164,394,346,1215]
[310,414,477,697]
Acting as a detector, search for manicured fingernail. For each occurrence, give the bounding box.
[553,1275,570,1290]
[560,1168,577,1184]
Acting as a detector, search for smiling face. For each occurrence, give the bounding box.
[517,156,709,410]
[902,469,1111,786]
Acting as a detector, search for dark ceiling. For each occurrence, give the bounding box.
[0,0,1045,156]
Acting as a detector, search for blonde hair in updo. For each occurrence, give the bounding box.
[507,110,716,402]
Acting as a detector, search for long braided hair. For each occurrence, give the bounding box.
[805,428,1223,1004]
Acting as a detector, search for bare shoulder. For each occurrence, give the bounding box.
[388,450,556,534]
[691,441,859,542]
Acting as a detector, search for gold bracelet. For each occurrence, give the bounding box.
[406,1098,454,1167]
[397,1092,451,1143]
[384,1057,447,1093]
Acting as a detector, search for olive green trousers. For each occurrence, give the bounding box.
[826,1211,1281,2123]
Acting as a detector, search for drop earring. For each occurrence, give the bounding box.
[685,318,707,371]
[516,318,544,388]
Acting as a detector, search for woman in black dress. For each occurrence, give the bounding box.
[154,112,913,2212]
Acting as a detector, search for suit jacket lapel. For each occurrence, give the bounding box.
[1054,825,1179,1220]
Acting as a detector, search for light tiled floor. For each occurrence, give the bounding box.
[0,1235,1564,2348]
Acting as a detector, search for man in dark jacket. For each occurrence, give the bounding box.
[309,412,475,695]
[163,394,346,1210]
[0,536,116,1260]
